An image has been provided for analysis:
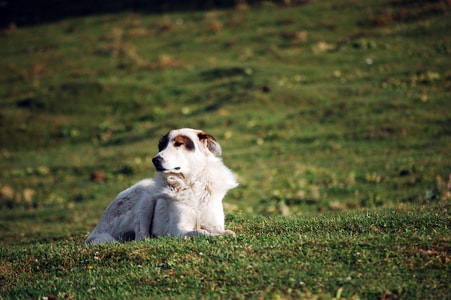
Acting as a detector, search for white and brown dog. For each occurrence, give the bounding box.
[86,128,238,245]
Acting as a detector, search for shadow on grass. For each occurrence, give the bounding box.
[1,0,296,28]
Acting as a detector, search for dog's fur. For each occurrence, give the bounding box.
[85,128,238,245]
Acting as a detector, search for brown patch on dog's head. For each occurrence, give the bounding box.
[198,132,222,156]
[173,134,195,151]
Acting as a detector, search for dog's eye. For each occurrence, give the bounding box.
[174,141,183,147]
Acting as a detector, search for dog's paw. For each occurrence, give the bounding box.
[182,229,212,237]
[222,229,236,237]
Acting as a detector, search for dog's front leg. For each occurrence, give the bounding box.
[166,201,210,237]
[181,228,214,237]
[134,195,157,241]
[199,201,236,237]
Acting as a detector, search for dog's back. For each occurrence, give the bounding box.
[85,179,155,245]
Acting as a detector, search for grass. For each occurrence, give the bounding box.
[1,0,450,298]
[1,206,449,299]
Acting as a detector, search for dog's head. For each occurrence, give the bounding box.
[152,128,222,176]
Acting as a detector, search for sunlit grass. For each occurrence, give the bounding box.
[0,0,450,298]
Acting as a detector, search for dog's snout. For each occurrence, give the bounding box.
[152,155,162,164]
[152,156,165,171]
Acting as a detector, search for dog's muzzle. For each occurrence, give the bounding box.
[152,156,166,172]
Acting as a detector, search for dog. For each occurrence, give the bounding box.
[85,128,238,245]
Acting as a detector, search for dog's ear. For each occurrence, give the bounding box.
[197,132,222,156]
[158,132,170,151]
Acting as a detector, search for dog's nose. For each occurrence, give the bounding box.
[152,156,165,171]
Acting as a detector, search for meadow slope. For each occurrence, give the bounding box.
[0,0,450,298]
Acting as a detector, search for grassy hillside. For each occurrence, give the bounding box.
[1,208,449,299]
[1,0,450,298]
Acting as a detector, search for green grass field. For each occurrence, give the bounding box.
[1,0,450,298]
